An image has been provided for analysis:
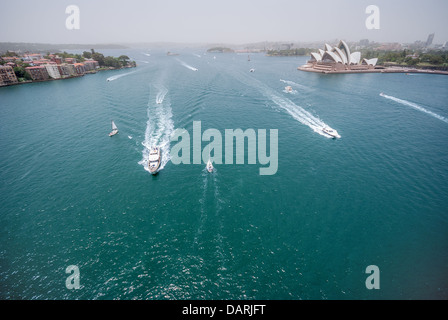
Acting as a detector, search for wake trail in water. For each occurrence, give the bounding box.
[139,85,174,173]
[232,70,336,138]
[280,79,311,92]
[106,69,138,82]
[193,170,227,271]
[193,172,209,248]
[156,85,168,104]
[380,93,448,124]
[176,58,198,71]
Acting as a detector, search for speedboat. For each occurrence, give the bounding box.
[148,147,161,174]
[285,86,293,92]
[206,159,214,173]
[250,68,255,72]
[322,127,341,139]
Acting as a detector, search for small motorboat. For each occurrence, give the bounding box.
[109,120,118,136]
[148,147,161,174]
[250,68,255,72]
[322,127,341,139]
[285,86,293,92]
[206,159,214,173]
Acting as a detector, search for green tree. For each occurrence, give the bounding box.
[92,52,105,66]
[82,51,92,59]
[118,55,130,66]
[104,56,120,68]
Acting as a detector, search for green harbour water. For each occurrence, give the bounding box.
[0,49,447,299]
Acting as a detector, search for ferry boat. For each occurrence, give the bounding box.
[148,147,161,174]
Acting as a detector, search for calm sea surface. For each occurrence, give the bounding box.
[1,49,447,299]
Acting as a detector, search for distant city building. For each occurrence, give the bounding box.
[65,58,76,64]
[25,53,43,61]
[359,39,370,47]
[45,64,61,79]
[300,40,378,73]
[1,56,20,63]
[426,33,435,47]
[51,55,63,64]
[0,65,19,86]
[25,66,50,81]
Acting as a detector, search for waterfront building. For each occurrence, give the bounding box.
[0,65,19,86]
[45,64,61,79]
[58,64,77,77]
[25,66,50,81]
[83,60,99,71]
[73,63,86,75]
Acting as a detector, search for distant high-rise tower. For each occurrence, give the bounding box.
[426,33,435,47]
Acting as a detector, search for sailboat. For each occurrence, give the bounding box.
[109,120,118,136]
[206,159,214,173]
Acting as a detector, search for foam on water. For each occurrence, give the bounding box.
[231,71,338,138]
[280,79,311,92]
[156,85,168,104]
[176,58,198,71]
[106,70,138,82]
[139,86,174,173]
[380,93,448,124]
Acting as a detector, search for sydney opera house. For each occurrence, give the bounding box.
[298,40,379,73]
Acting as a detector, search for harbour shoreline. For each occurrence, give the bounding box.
[297,65,448,75]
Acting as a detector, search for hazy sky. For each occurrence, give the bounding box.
[1,0,447,45]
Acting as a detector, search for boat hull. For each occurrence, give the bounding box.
[149,163,160,175]
[109,130,118,137]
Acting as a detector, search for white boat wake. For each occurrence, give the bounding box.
[156,85,168,104]
[194,170,226,271]
[380,93,448,124]
[280,79,311,92]
[232,71,338,138]
[270,94,335,138]
[106,70,138,82]
[176,58,198,71]
[139,86,174,173]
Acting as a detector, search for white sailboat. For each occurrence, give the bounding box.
[206,159,214,173]
[109,120,118,136]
